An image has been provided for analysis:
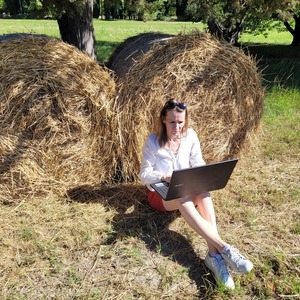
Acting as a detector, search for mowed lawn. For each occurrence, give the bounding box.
[0,18,295,61]
[0,18,299,300]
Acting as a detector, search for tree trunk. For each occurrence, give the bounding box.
[6,0,18,15]
[104,0,111,20]
[57,0,96,60]
[176,0,188,20]
[208,19,244,46]
[284,14,300,46]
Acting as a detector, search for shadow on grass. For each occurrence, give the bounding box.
[240,44,300,90]
[258,58,300,90]
[243,44,300,59]
[95,40,120,64]
[67,183,218,298]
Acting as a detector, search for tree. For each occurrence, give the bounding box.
[1,0,19,15]
[25,0,97,59]
[273,0,300,46]
[186,0,300,46]
[176,0,188,20]
[284,14,300,46]
[124,0,136,19]
[57,1,96,59]
[186,0,249,45]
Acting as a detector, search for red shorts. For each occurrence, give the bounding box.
[147,190,198,213]
[147,190,168,212]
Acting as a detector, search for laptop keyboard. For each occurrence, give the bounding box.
[155,182,169,198]
[160,185,169,195]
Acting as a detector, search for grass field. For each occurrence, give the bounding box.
[0,18,296,61]
[0,19,299,299]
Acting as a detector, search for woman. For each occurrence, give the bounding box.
[139,99,253,289]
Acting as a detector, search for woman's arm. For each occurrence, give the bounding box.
[139,136,163,185]
[189,129,206,167]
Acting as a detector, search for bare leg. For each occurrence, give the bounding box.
[193,192,217,232]
[162,193,253,288]
[162,195,226,253]
[192,193,220,255]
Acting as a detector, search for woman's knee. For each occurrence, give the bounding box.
[165,194,210,211]
[193,192,210,202]
[188,193,211,210]
[177,196,195,208]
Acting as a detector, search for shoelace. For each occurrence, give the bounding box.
[227,247,246,264]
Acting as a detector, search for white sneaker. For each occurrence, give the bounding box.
[204,253,235,289]
[221,245,253,274]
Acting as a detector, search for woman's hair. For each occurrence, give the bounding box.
[157,99,189,147]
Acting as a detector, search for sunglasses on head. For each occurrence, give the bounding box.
[164,100,187,110]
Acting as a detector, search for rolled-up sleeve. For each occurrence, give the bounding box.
[189,129,206,167]
[139,135,162,186]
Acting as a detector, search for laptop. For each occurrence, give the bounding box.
[150,159,238,200]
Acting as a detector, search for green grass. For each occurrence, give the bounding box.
[240,28,292,45]
[0,18,299,300]
[94,19,206,62]
[1,18,297,61]
[0,18,205,38]
[261,86,300,159]
[264,87,300,121]
[0,18,60,37]
[0,18,205,62]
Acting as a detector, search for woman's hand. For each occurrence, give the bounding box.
[161,174,172,183]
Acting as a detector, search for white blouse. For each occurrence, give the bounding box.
[139,128,206,190]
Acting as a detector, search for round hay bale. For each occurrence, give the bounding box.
[107,32,173,78]
[116,30,264,180]
[0,36,117,203]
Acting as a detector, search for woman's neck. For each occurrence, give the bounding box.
[166,137,181,154]
[168,133,181,143]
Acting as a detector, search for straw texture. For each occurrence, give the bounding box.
[114,30,264,180]
[0,36,117,202]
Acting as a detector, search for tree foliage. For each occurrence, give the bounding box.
[270,0,300,46]
[186,0,300,45]
[24,0,86,18]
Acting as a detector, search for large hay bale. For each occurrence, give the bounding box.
[0,36,117,203]
[107,32,173,78]
[116,30,264,180]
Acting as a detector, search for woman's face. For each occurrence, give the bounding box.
[163,109,186,140]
